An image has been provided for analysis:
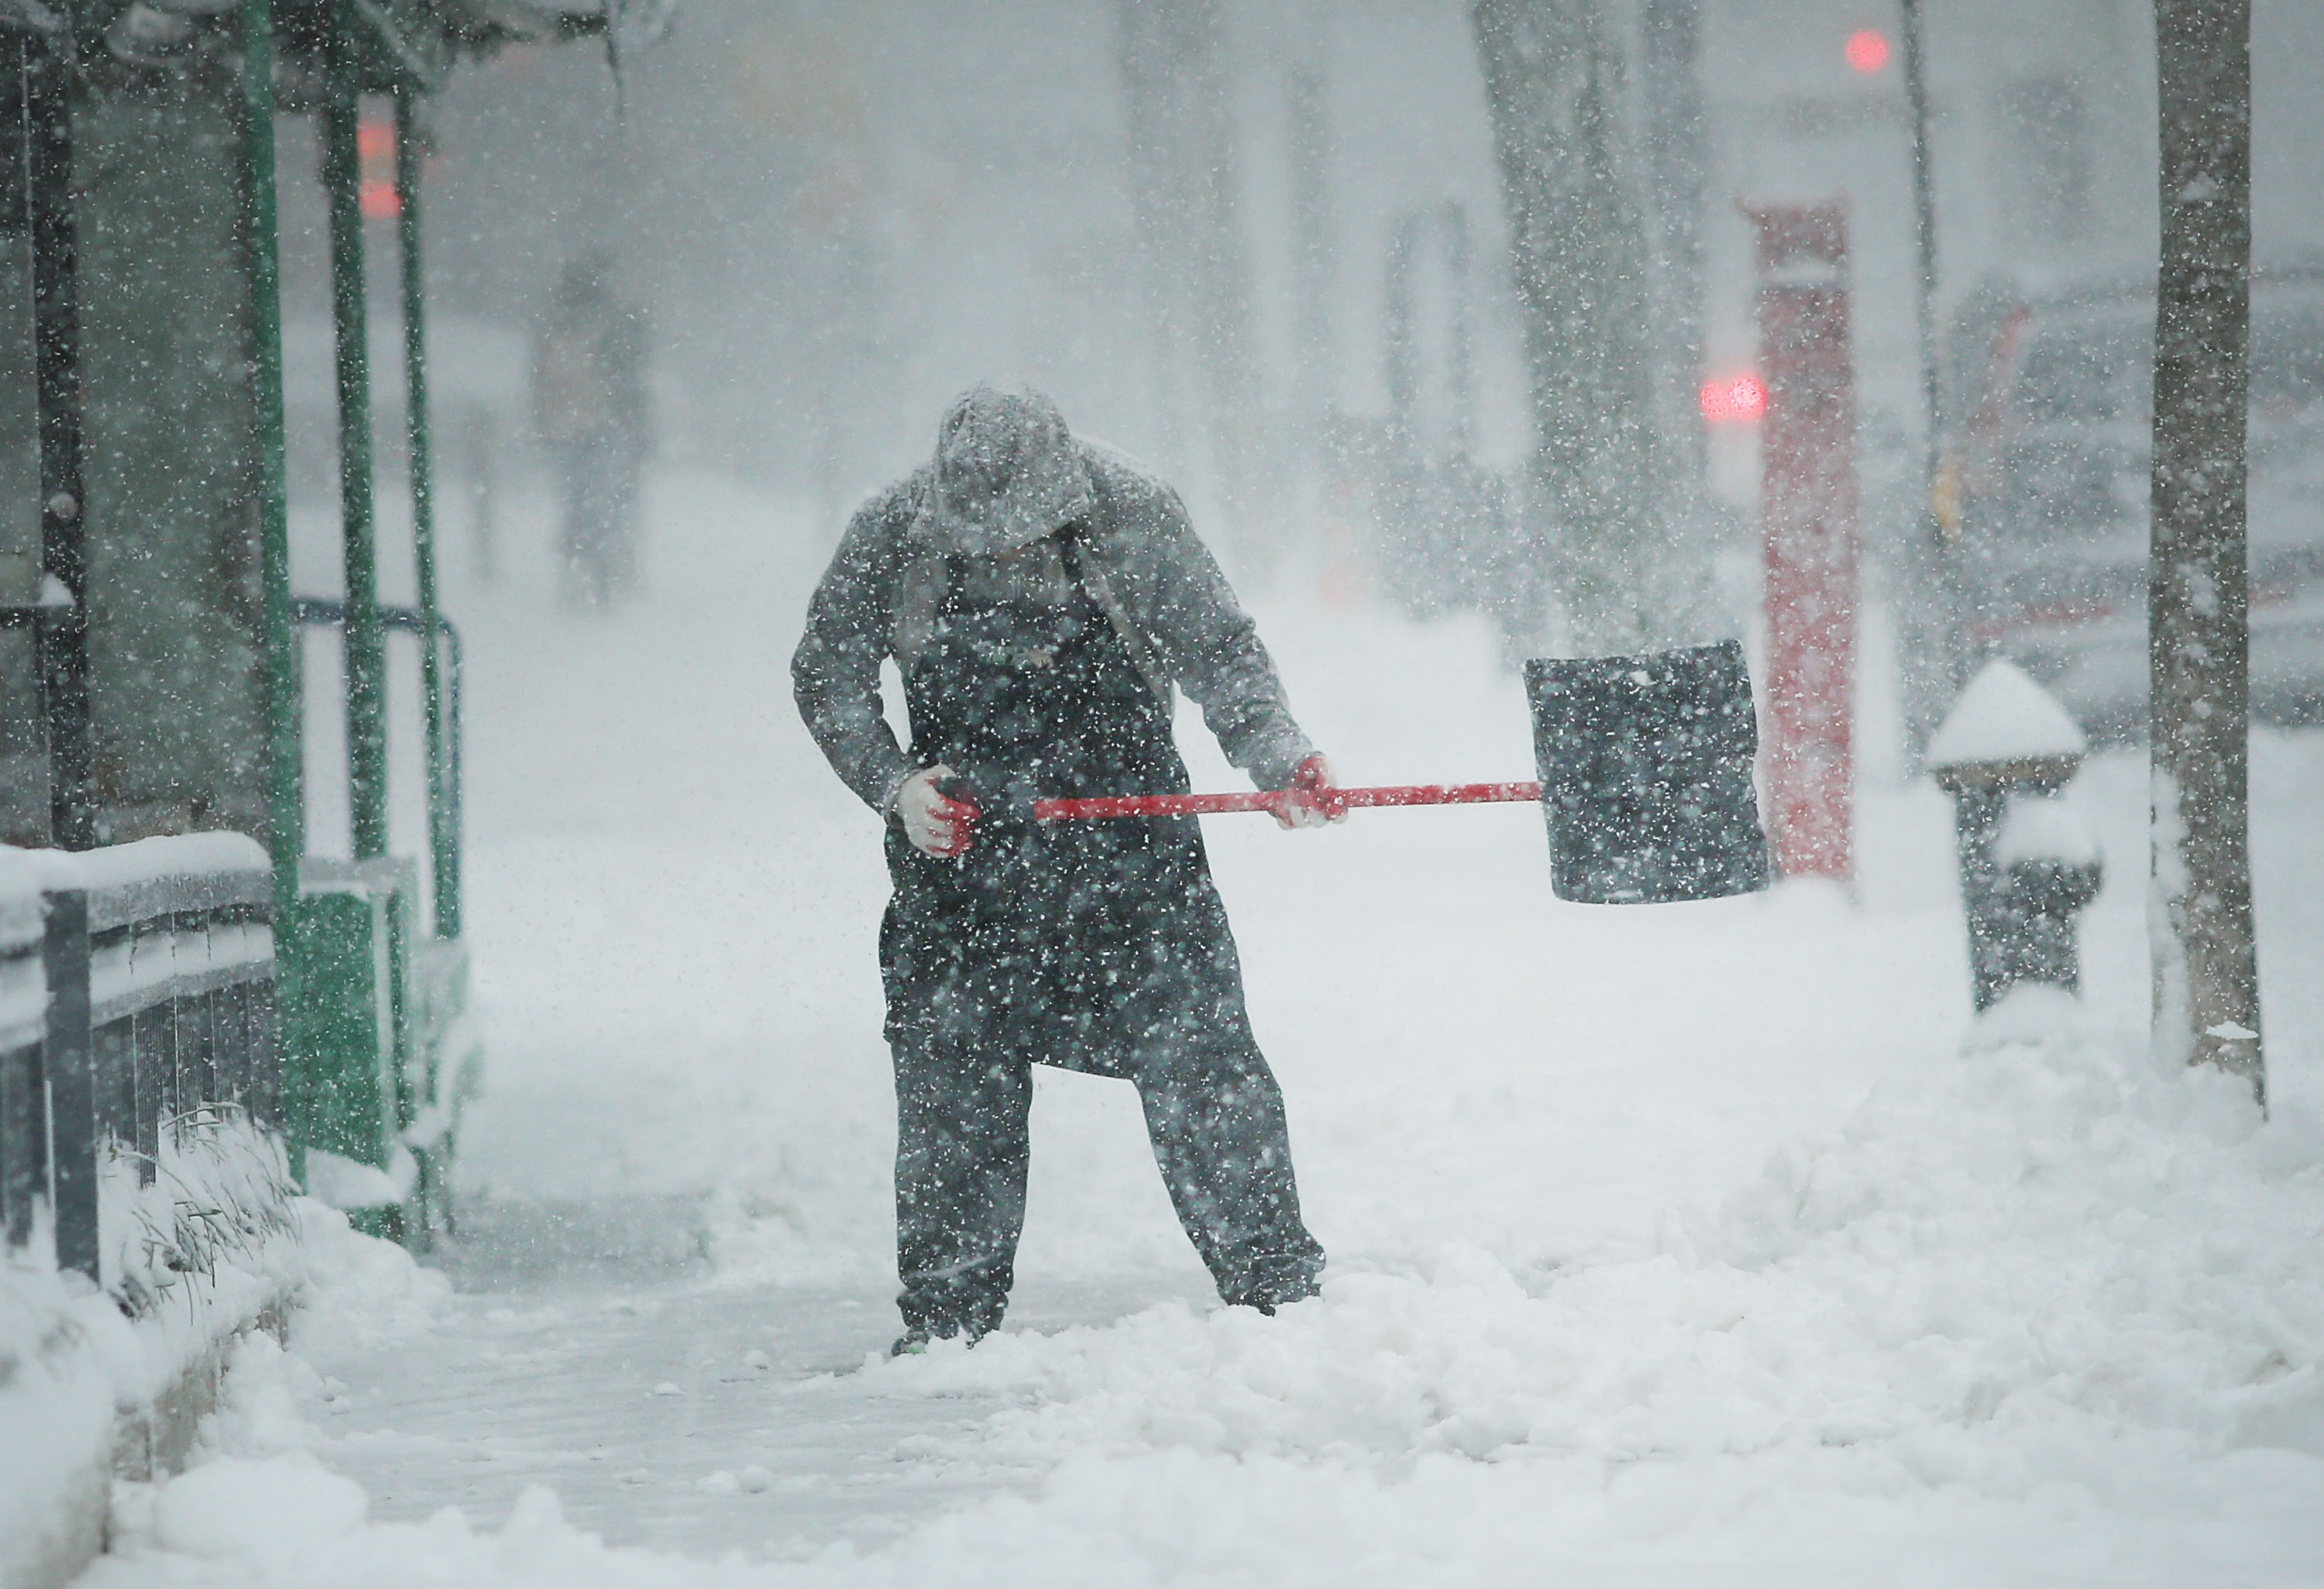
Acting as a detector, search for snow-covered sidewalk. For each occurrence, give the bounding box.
[70,476,2324,1586]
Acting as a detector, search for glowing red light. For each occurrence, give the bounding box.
[1699,373,1768,425]
[1844,29,1890,74]
[356,114,401,218]
[359,177,401,220]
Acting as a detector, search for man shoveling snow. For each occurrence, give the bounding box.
[793,385,1339,1353]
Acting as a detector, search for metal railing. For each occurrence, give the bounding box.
[0,835,277,1286]
[292,597,466,937]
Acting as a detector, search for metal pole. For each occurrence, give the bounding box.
[1896,0,1965,724]
[395,91,456,940]
[242,0,301,917]
[321,12,386,861]
[1897,0,1941,499]
[24,26,91,851]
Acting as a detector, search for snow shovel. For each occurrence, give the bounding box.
[1034,639,1771,905]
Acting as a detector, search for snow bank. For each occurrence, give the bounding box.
[826,993,2324,1573]
[0,1195,438,1589]
[79,999,2324,1585]
[0,1258,115,1587]
[874,1009,2323,1481]
[100,1113,301,1378]
[2,1115,304,1583]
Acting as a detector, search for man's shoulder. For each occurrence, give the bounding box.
[1076,439,1185,535]
[850,463,936,539]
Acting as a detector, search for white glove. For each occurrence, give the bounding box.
[893,766,979,856]
[1274,754,1346,830]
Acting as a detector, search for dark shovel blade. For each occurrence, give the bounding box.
[1525,640,1771,904]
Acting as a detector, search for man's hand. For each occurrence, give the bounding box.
[1276,754,1346,830]
[894,765,980,856]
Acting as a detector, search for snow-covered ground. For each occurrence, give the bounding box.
[74,473,2324,1586]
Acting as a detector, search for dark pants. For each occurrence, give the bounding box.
[883,837,1324,1340]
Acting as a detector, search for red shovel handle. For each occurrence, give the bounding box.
[1032,781,1543,821]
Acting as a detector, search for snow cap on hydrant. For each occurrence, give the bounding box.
[1927,659,2088,776]
[918,384,1095,557]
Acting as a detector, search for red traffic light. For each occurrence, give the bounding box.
[1700,373,1768,425]
[357,114,401,218]
[1845,29,1890,74]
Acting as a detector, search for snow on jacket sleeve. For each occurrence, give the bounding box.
[792,488,918,813]
[1091,452,1315,791]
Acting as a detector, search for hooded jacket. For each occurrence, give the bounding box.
[792,440,1314,813]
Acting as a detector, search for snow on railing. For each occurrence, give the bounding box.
[0,834,290,1307]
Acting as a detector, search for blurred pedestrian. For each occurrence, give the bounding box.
[533,253,651,607]
[793,385,1341,1353]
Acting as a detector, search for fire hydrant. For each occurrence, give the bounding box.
[1926,661,2103,1012]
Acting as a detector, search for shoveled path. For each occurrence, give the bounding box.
[294,1196,1208,1562]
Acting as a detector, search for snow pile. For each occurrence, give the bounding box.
[22,1111,311,1419]
[281,1197,453,1357]
[76,997,2324,1589]
[1926,659,2089,769]
[851,993,2324,1539]
[3,1080,304,1584]
[1,1198,440,1588]
[105,1108,299,1333]
[0,1257,115,1586]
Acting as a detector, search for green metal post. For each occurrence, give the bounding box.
[241,0,301,919]
[321,12,387,861]
[24,30,93,851]
[394,91,456,940]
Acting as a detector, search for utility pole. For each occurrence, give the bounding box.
[1896,0,1964,761]
[2150,0,2262,1100]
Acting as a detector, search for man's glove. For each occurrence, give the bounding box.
[893,765,980,856]
[1276,753,1346,830]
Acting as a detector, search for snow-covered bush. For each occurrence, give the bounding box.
[105,1104,298,1322]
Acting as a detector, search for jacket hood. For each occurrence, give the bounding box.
[913,384,1095,556]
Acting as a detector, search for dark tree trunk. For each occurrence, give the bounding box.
[1116,0,1272,573]
[1640,0,1707,487]
[1471,0,1691,657]
[1285,46,1336,467]
[2150,0,2263,1099]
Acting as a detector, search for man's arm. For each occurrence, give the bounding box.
[1109,474,1313,790]
[792,497,917,813]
